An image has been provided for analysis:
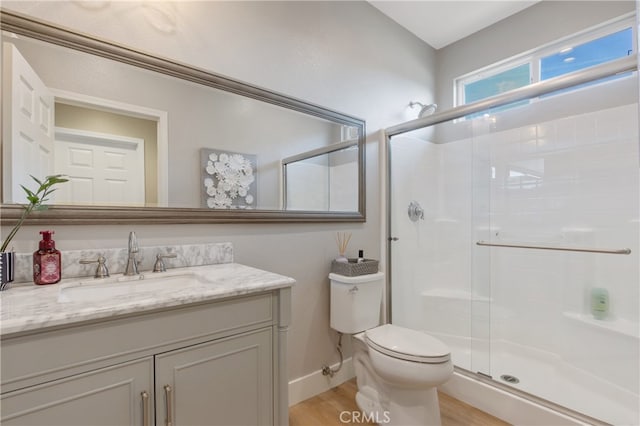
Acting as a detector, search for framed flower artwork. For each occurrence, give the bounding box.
[201,149,257,209]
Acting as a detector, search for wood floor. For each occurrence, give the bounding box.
[289,379,511,426]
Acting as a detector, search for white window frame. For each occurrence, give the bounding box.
[454,13,636,108]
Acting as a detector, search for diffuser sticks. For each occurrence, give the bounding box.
[336,232,351,262]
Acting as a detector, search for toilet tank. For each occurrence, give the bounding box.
[329,272,385,334]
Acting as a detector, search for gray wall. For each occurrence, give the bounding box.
[435,1,635,111]
[1,0,436,386]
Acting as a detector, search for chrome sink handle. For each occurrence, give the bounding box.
[79,255,110,278]
[153,252,177,273]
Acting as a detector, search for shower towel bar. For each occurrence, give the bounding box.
[476,241,631,255]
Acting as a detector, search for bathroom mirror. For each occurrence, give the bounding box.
[0,10,366,224]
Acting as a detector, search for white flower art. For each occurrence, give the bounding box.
[203,151,256,209]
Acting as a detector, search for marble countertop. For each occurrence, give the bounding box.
[0,263,295,336]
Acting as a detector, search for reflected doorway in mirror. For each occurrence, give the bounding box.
[201,149,257,209]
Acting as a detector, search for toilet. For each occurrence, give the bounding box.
[329,272,453,426]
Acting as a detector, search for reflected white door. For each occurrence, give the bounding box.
[2,42,55,203]
[54,128,145,206]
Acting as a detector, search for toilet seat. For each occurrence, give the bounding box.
[365,324,450,363]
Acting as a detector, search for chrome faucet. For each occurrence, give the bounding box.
[124,231,140,276]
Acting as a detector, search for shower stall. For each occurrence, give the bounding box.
[385,55,639,424]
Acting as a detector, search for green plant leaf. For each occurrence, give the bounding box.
[29,175,43,186]
[19,185,35,198]
[2,175,68,252]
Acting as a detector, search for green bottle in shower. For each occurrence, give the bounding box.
[590,287,609,320]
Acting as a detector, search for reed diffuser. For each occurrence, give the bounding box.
[335,232,351,263]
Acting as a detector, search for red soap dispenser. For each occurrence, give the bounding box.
[33,230,61,285]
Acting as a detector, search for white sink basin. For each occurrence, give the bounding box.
[58,272,206,303]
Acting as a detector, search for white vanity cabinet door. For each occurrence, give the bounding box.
[1,357,154,426]
[155,327,273,426]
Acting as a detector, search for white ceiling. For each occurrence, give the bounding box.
[369,1,540,49]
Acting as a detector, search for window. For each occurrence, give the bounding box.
[540,27,633,80]
[464,63,530,104]
[455,15,635,109]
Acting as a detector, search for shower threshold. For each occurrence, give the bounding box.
[445,366,611,426]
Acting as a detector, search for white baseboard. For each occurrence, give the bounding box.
[288,357,354,406]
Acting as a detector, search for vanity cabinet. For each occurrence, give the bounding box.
[155,328,273,426]
[1,289,291,426]
[1,357,154,426]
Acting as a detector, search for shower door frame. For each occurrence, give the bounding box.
[383,54,638,425]
[384,54,637,323]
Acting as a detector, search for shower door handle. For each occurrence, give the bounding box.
[476,240,631,255]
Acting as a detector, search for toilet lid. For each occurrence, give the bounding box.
[365,324,450,363]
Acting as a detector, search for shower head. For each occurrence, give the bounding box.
[409,101,438,118]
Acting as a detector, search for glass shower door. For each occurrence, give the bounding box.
[389,69,639,424]
[469,73,639,424]
[389,123,490,375]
